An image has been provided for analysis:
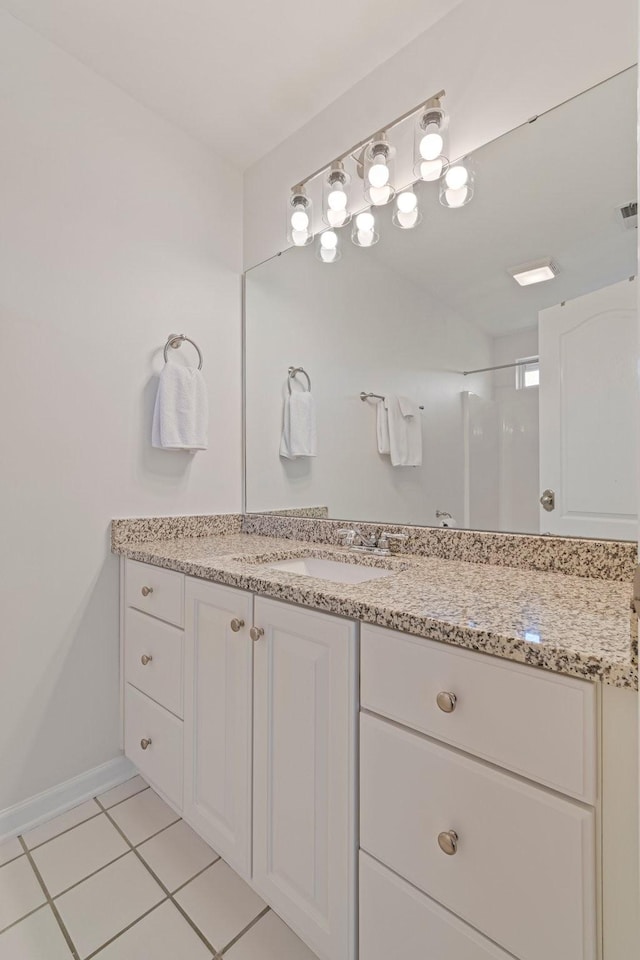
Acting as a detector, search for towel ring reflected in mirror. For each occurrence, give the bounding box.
[288,365,311,393]
[164,333,203,370]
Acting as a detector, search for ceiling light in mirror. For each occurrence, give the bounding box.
[415,98,448,181]
[392,188,422,229]
[351,210,379,247]
[317,230,341,264]
[323,162,351,228]
[287,187,314,246]
[364,136,396,206]
[509,258,559,285]
[439,158,474,208]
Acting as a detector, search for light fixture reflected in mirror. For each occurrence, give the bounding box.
[414,97,448,182]
[316,229,342,264]
[351,210,379,247]
[287,187,314,246]
[323,162,351,228]
[439,158,474,208]
[392,188,422,229]
[364,135,396,206]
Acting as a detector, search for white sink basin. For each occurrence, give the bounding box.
[266,557,397,584]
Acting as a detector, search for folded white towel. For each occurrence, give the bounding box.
[376,399,390,455]
[280,390,317,459]
[152,363,208,452]
[387,394,422,467]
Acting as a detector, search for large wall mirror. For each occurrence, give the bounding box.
[245,67,638,540]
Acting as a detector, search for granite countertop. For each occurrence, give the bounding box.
[113,531,638,689]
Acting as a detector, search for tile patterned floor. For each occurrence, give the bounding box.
[0,778,319,960]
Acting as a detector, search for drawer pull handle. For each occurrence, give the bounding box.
[230,618,245,632]
[437,830,458,856]
[140,738,152,751]
[141,586,153,597]
[141,654,153,666]
[436,691,457,713]
[250,626,265,642]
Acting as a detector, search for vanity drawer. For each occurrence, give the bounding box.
[126,559,184,628]
[360,624,597,802]
[124,684,183,810]
[360,851,513,960]
[360,713,596,960]
[125,608,183,718]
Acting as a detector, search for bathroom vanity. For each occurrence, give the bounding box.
[113,517,638,960]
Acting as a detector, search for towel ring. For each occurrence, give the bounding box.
[288,366,311,394]
[164,334,203,370]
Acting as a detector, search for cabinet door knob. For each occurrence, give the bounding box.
[141,654,153,666]
[141,586,153,597]
[249,626,265,642]
[436,691,457,713]
[140,738,152,750]
[437,830,458,855]
[230,618,245,633]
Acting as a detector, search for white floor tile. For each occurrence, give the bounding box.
[93,901,212,960]
[108,789,179,846]
[0,856,45,932]
[225,911,319,960]
[55,853,164,959]
[0,837,23,867]
[98,777,148,810]
[137,820,217,893]
[0,906,73,960]
[23,800,102,850]
[31,814,128,897]
[175,860,266,952]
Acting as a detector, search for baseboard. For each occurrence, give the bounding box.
[0,755,136,843]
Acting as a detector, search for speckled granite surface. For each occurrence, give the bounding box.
[113,530,638,689]
[111,514,243,548]
[244,514,637,582]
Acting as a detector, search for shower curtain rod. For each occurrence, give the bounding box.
[462,356,539,376]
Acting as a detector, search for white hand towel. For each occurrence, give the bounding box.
[376,399,390,454]
[152,363,208,452]
[280,391,317,459]
[387,394,422,467]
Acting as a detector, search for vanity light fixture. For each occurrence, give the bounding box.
[364,134,396,206]
[351,210,379,247]
[287,186,314,246]
[316,229,341,263]
[392,188,421,229]
[439,158,474,208]
[414,97,448,182]
[323,162,351,228]
[508,257,559,286]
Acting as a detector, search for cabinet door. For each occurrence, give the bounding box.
[252,597,358,960]
[183,579,253,878]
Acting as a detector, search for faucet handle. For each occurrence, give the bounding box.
[385,533,408,542]
[337,528,356,546]
[377,532,408,551]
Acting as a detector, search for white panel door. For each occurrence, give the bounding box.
[539,277,637,538]
[183,579,253,878]
[252,597,357,960]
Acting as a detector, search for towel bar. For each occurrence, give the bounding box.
[164,334,203,370]
[361,391,424,410]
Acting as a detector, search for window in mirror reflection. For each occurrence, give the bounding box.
[516,359,540,390]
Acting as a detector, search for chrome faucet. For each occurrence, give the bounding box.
[337,527,407,556]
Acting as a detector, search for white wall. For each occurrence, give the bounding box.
[243,0,637,268]
[246,243,490,525]
[0,13,242,811]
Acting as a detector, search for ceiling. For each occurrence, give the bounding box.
[0,0,464,167]
[363,66,638,337]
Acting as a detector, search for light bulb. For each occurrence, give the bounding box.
[368,160,390,188]
[327,208,347,227]
[291,228,309,246]
[291,208,309,231]
[327,188,347,211]
[320,246,337,263]
[320,230,338,250]
[397,210,419,229]
[356,211,375,231]
[369,184,391,206]
[445,164,469,190]
[420,131,444,160]
[418,158,444,181]
[357,230,375,247]
[397,191,417,213]
[444,185,469,208]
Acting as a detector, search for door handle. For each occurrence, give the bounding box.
[540,489,555,512]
